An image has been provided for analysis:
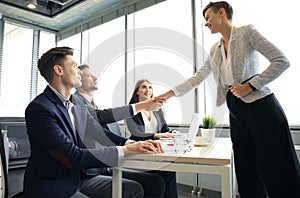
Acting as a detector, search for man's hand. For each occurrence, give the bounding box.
[122,140,163,155]
[147,98,164,111]
[135,98,164,112]
[145,139,163,153]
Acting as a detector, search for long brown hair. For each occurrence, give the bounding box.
[129,79,153,104]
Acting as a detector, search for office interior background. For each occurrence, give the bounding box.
[1,0,299,126]
[0,0,299,197]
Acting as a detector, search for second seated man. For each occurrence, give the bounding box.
[74,64,178,198]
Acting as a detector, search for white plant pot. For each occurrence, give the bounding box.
[201,128,216,143]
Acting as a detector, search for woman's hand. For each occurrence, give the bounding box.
[155,90,175,101]
[154,132,174,139]
[229,83,253,98]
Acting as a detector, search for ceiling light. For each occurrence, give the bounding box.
[27,0,38,9]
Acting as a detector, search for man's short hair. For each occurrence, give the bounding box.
[38,46,74,83]
[78,64,90,71]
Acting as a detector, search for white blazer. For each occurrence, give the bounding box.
[173,25,289,106]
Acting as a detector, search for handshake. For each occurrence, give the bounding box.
[146,97,166,111]
[143,90,175,111]
[134,90,175,112]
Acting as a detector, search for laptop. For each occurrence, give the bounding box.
[160,113,202,153]
[187,112,202,139]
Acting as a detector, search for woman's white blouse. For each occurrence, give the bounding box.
[141,111,158,134]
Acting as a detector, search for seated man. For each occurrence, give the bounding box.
[75,64,178,198]
[23,46,163,198]
[75,64,166,139]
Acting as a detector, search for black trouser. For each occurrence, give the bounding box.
[82,168,177,198]
[226,92,300,198]
[123,170,178,198]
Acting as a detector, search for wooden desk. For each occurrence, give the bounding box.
[113,138,235,198]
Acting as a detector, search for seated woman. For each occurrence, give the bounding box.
[126,79,178,198]
[126,79,175,141]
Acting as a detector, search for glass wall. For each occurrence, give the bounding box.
[0,0,299,126]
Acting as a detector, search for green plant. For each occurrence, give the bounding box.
[202,115,217,129]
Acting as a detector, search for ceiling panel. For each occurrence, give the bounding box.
[0,0,84,17]
[0,0,129,32]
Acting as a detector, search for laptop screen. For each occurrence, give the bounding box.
[187,113,202,139]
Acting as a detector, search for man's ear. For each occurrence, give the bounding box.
[53,65,63,77]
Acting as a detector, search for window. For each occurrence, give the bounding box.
[196,0,228,125]
[37,31,56,94]
[127,0,194,124]
[0,23,33,116]
[229,0,300,125]
[81,16,126,108]
[196,0,300,125]
[1,0,299,126]
[57,34,81,65]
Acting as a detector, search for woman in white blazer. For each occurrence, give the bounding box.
[158,1,300,197]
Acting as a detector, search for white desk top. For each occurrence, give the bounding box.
[124,138,232,165]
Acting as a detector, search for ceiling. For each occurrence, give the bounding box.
[0,0,131,32]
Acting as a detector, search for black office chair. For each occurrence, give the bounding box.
[1,120,27,198]
[0,125,8,198]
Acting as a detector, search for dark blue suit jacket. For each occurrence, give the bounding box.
[23,86,127,198]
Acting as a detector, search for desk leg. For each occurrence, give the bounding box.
[221,167,232,198]
[112,168,122,198]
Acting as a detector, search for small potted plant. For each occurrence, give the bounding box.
[201,115,217,143]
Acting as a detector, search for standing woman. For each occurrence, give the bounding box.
[158,1,300,197]
[126,79,174,140]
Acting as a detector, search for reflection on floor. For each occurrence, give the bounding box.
[178,188,219,198]
[177,184,240,198]
[177,184,220,198]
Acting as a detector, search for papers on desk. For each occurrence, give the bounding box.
[159,133,194,154]
[159,113,202,154]
[159,138,175,152]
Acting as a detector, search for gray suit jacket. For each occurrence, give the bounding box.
[74,92,133,127]
[173,25,289,106]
